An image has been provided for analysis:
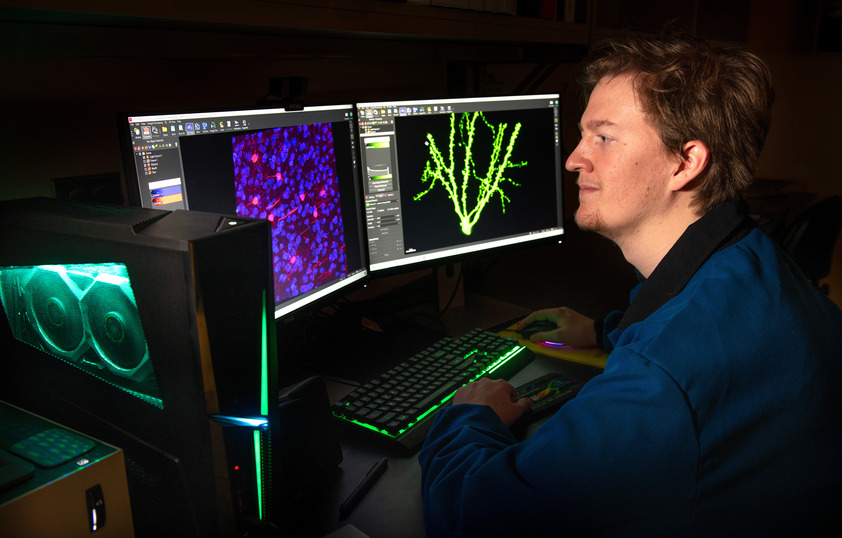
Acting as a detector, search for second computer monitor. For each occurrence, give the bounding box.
[356,94,565,272]
[120,104,368,320]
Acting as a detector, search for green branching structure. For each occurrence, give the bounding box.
[415,111,526,235]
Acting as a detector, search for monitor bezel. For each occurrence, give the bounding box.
[354,93,565,276]
[116,103,371,322]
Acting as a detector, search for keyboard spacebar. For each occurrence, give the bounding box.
[416,381,460,410]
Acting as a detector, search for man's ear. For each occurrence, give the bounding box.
[671,140,710,191]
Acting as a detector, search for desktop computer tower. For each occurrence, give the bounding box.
[0,197,279,537]
[0,401,135,538]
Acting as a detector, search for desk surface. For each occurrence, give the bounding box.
[310,353,603,538]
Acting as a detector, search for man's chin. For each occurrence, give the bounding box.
[574,210,595,230]
[574,210,607,235]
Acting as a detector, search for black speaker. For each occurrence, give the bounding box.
[277,376,343,498]
[0,197,279,537]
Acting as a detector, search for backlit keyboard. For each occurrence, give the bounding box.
[331,328,533,452]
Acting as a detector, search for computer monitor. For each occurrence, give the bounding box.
[119,104,368,321]
[355,94,565,273]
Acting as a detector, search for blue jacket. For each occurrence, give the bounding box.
[419,203,842,537]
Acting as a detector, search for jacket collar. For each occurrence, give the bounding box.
[618,200,756,330]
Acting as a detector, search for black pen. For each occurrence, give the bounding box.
[338,456,389,520]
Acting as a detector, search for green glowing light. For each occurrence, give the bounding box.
[260,292,269,417]
[253,430,264,519]
[254,292,270,520]
[415,111,526,235]
[484,346,522,375]
[334,344,525,438]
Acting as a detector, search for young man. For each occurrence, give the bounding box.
[419,35,842,537]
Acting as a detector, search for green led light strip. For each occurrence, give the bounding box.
[336,344,525,438]
[253,430,264,519]
[253,292,270,520]
[260,293,269,417]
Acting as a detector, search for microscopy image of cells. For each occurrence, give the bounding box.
[232,122,347,306]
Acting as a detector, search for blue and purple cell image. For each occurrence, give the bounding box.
[232,123,347,305]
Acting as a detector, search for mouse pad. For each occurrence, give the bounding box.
[499,324,608,369]
[10,428,95,468]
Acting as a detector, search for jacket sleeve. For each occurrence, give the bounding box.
[418,350,699,538]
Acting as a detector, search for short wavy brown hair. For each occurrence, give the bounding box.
[578,34,774,213]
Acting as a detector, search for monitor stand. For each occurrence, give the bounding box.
[277,263,530,387]
[401,262,530,337]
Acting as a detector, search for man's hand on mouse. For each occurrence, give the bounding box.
[453,378,532,427]
[516,307,599,348]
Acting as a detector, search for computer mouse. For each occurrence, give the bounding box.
[519,320,557,339]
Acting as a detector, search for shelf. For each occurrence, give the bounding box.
[0,0,590,46]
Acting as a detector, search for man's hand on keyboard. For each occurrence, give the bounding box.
[453,378,532,427]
